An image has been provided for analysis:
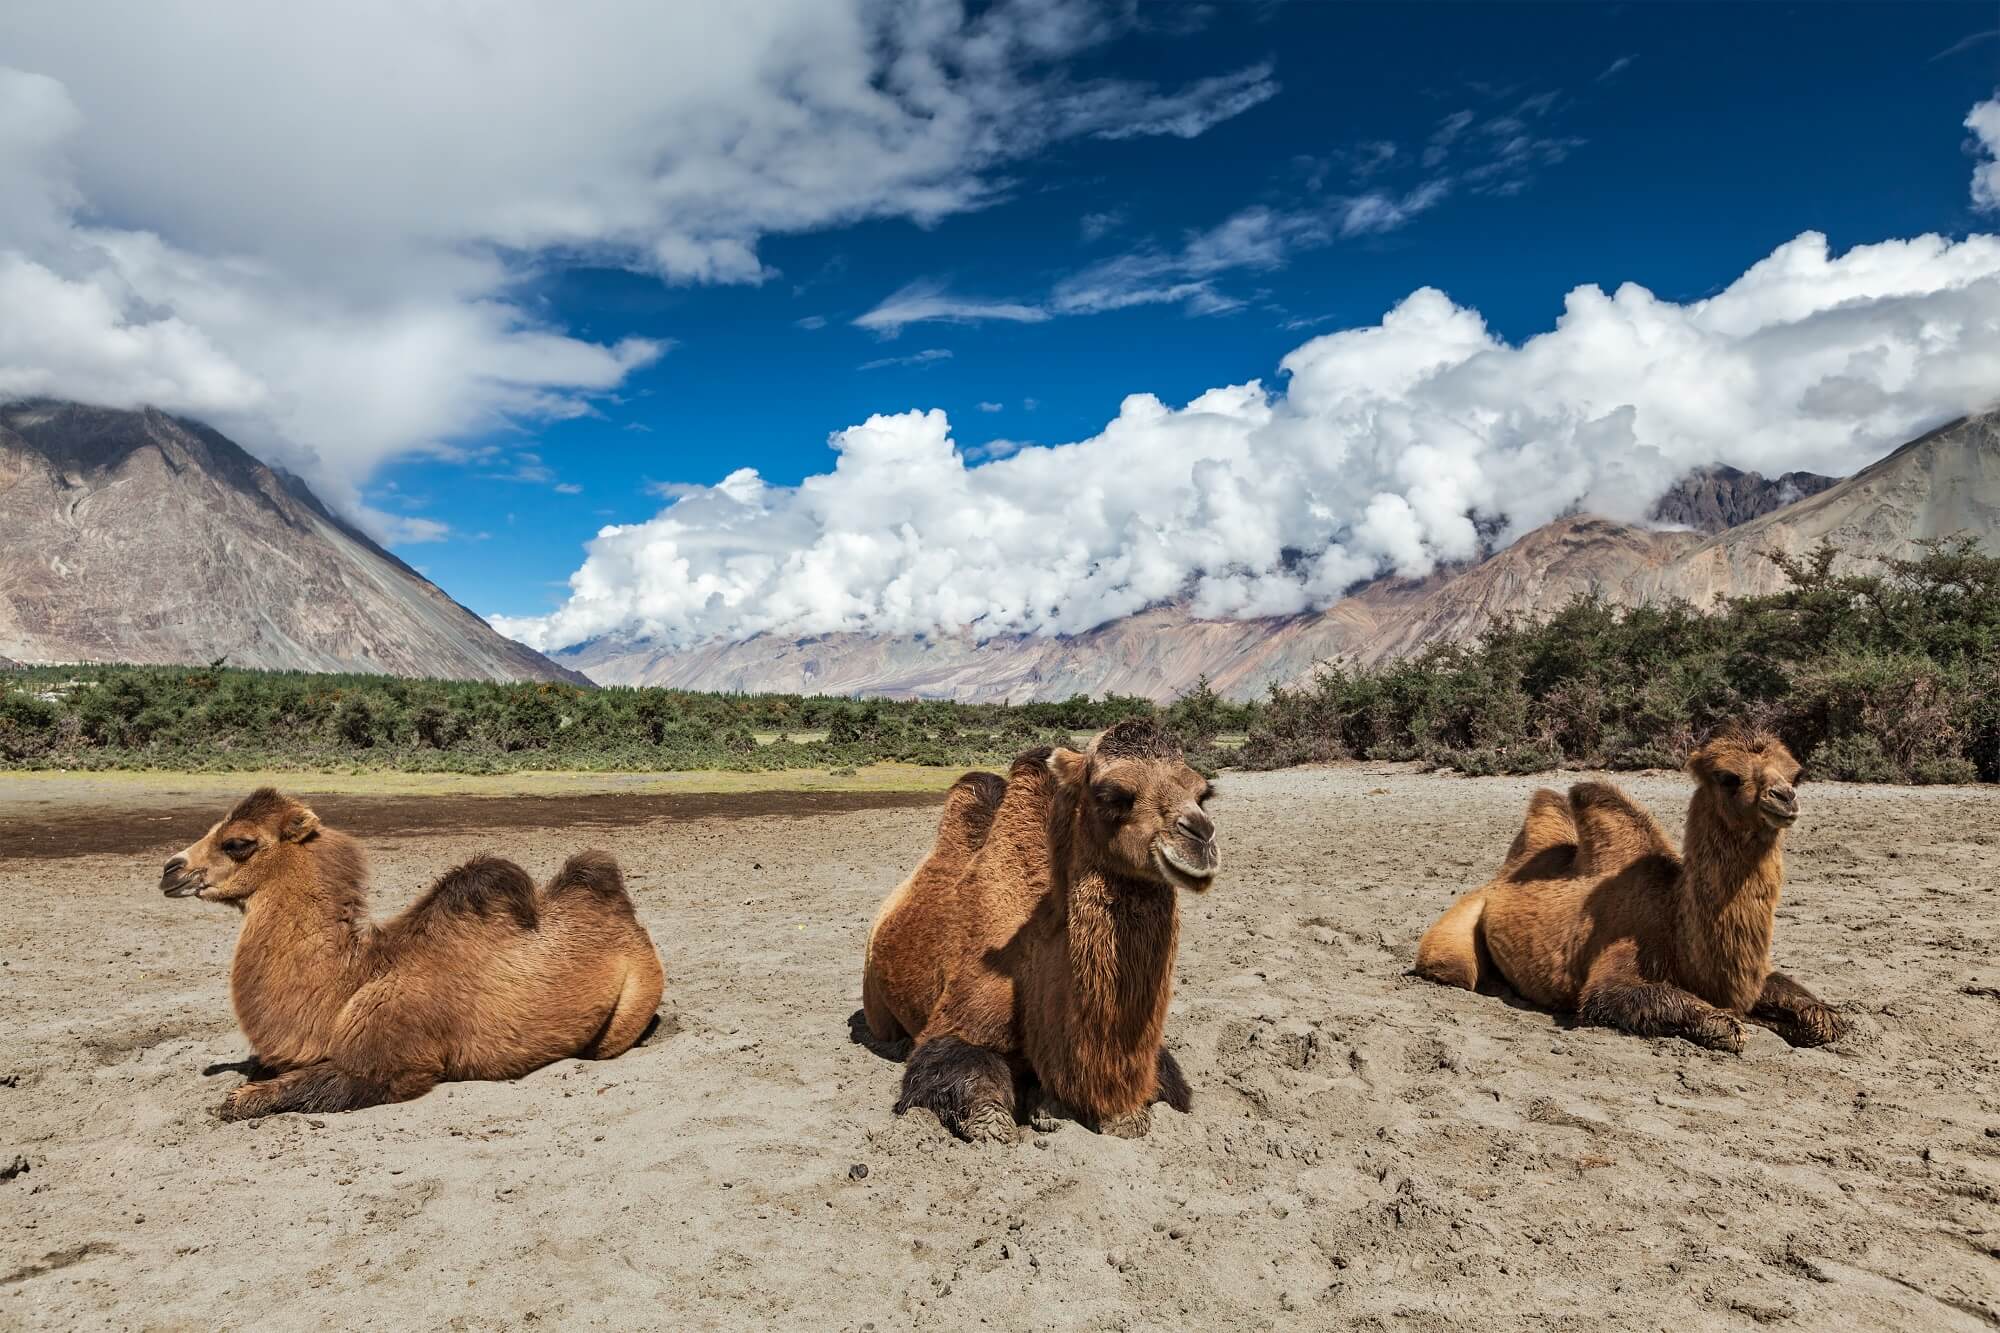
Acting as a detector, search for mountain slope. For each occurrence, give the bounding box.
[1647,464,1838,532]
[563,409,1999,703]
[0,401,586,683]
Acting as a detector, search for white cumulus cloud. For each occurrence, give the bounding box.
[0,2,1273,539]
[1968,95,2000,211]
[499,224,2000,653]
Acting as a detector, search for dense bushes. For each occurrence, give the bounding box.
[1241,537,1999,784]
[2,538,1992,784]
[0,668,1128,773]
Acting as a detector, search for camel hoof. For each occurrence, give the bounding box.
[1792,1005,1848,1048]
[1028,1093,1076,1133]
[216,1086,260,1122]
[1097,1109,1152,1139]
[1690,1014,1745,1054]
[960,1104,1017,1145]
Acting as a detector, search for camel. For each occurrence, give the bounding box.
[861,719,1219,1142]
[159,788,665,1119]
[1412,721,1845,1052]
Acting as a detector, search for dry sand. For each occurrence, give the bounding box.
[2,766,1996,1331]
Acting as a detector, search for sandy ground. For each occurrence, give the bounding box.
[2,765,1996,1331]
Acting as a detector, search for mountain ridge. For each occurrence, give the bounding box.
[0,400,588,684]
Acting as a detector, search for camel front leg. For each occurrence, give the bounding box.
[1027,1050,1185,1138]
[1576,945,1744,1053]
[218,1063,436,1121]
[895,1035,1017,1144]
[1751,971,1846,1048]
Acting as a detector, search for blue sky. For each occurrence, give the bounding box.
[7,2,2000,644]
[363,2,2000,619]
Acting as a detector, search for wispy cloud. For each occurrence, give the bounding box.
[977,400,1004,412]
[1933,29,1999,61]
[1596,54,1636,82]
[858,347,955,371]
[864,204,1343,332]
[1089,63,1279,140]
[853,282,1051,336]
[794,314,828,330]
[1337,179,1450,236]
[554,482,583,495]
[1079,210,1125,242]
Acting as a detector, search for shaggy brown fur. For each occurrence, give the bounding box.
[862,720,1218,1142]
[161,789,665,1119]
[1413,722,1845,1053]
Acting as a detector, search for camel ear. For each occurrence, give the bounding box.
[1046,747,1087,791]
[280,805,320,842]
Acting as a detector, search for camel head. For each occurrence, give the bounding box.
[1049,719,1219,892]
[1688,721,1801,836]
[161,787,321,904]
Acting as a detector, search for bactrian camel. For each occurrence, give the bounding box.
[161,788,665,1119]
[1413,721,1845,1052]
[862,720,1220,1141]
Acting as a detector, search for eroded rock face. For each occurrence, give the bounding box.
[567,411,1998,703]
[0,400,585,683]
[1648,464,1838,533]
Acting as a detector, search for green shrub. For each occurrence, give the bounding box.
[0,689,60,760]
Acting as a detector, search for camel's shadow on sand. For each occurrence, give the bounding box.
[195,1011,672,1088]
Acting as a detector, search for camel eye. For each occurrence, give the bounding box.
[220,837,257,860]
[1717,773,1742,791]
[1092,784,1136,817]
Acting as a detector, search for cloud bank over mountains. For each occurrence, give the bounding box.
[500,217,2000,652]
[0,0,1275,540]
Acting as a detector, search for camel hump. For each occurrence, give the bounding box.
[1008,745,1056,779]
[543,850,631,904]
[1504,788,1577,873]
[1566,781,1674,876]
[415,855,539,931]
[949,770,1008,815]
[940,771,1008,850]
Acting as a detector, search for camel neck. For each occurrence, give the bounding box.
[1674,799,1784,1011]
[1053,856,1179,1053]
[230,835,372,1065]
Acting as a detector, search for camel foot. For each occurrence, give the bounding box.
[217,1081,284,1121]
[1687,1012,1745,1054]
[1097,1108,1153,1139]
[1028,1091,1074,1133]
[961,1104,1018,1145]
[1772,1003,1847,1048]
[896,1036,1016,1144]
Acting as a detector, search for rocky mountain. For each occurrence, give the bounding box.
[1647,464,1838,532]
[0,401,586,683]
[561,409,2000,702]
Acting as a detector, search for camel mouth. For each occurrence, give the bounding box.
[160,872,206,898]
[1758,800,1799,829]
[1152,840,1218,893]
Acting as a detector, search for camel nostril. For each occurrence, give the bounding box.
[1771,786,1796,806]
[1177,812,1214,843]
[164,855,187,874]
